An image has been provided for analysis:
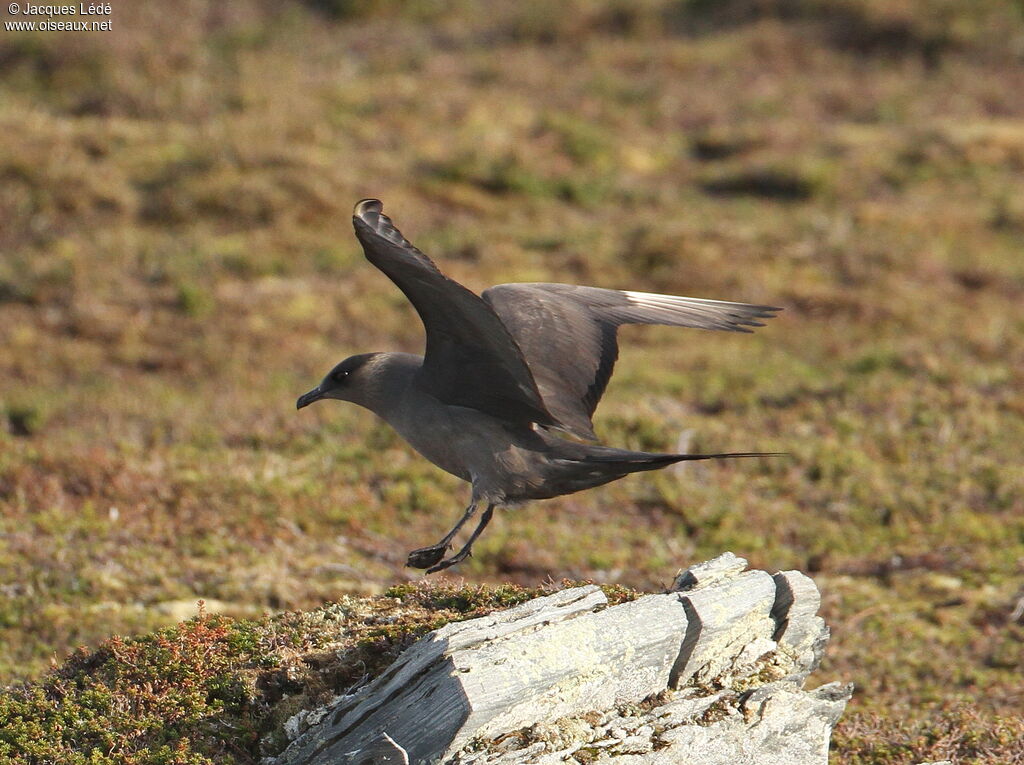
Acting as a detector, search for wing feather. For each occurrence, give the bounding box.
[483,283,780,439]
[352,200,557,427]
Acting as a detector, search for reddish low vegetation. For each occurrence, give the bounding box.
[1,1,1023,761]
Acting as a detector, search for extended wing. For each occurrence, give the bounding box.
[351,200,557,428]
[483,283,781,440]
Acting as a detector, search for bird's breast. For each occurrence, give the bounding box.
[388,391,548,496]
[385,394,478,482]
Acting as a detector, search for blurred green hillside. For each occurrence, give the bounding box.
[1,1,1023,761]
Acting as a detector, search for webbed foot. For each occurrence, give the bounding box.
[409,504,494,575]
[425,548,473,574]
[406,544,450,569]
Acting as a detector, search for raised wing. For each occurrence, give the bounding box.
[482,283,781,440]
[351,200,557,427]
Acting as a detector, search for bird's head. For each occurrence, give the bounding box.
[296,353,381,410]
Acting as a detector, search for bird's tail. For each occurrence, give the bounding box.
[525,444,783,500]
[581,450,784,472]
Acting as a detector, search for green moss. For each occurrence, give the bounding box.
[386,581,543,615]
[0,582,570,763]
[0,616,263,764]
[596,583,641,605]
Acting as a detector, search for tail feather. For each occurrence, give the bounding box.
[582,451,785,466]
[525,444,783,500]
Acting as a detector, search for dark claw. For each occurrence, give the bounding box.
[411,504,492,573]
[406,544,449,569]
[426,548,472,575]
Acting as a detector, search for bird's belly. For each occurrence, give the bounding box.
[387,405,479,483]
[389,401,541,498]
[398,428,474,482]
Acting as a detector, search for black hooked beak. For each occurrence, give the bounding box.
[296,386,324,410]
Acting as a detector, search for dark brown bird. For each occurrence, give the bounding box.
[298,200,781,573]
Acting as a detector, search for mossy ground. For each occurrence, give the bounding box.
[0,581,559,763]
[1,1,1023,762]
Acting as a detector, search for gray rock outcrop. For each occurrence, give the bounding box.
[269,553,851,765]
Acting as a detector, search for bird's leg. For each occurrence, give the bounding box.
[426,505,495,574]
[406,501,477,569]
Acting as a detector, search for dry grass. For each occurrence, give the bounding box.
[1,0,1023,761]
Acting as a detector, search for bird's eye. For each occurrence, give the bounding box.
[333,370,349,382]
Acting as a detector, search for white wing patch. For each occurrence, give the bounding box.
[623,290,760,311]
[618,290,780,332]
